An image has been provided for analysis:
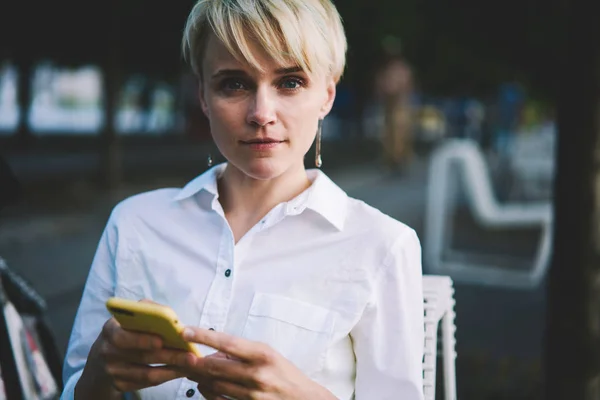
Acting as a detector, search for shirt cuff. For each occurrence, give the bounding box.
[60,369,83,400]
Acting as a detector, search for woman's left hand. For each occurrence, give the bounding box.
[175,327,337,400]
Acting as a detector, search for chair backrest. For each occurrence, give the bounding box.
[422,275,457,400]
[424,138,553,289]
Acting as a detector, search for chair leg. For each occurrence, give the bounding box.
[442,309,457,400]
[423,320,439,400]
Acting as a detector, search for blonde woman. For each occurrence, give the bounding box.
[61,1,424,399]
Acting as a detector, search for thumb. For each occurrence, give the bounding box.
[209,351,239,361]
[139,298,161,305]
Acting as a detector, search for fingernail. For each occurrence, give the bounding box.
[182,328,193,339]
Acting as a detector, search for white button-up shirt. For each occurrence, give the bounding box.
[61,164,424,400]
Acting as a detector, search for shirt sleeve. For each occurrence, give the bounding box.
[60,208,128,399]
[351,229,424,400]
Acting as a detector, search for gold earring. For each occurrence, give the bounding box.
[315,119,323,168]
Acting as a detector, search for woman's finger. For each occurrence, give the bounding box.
[203,378,254,400]
[190,356,258,388]
[182,327,269,363]
[106,363,185,389]
[196,388,227,400]
[103,318,163,351]
[138,299,160,305]
[136,347,192,367]
[99,341,185,367]
[196,379,233,400]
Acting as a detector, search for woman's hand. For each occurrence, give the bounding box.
[87,317,186,392]
[174,327,338,400]
[76,310,188,399]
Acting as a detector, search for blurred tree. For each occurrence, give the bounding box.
[0,0,194,76]
[332,0,564,138]
[1,0,566,100]
[0,0,567,130]
[333,1,381,137]
[0,0,199,185]
[101,0,123,190]
[336,0,564,100]
[543,0,600,398]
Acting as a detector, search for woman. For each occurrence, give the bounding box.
[62,0,424,399]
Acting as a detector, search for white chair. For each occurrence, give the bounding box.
[422,275,457,400]
[424,139,553,289]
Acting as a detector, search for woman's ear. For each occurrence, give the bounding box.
[318,79,337,119]
[198,81,209,117]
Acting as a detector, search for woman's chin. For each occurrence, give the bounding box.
[239,158,288,180]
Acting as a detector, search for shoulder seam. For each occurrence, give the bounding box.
[378,228,417,276]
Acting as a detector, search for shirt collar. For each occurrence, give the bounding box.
[173,163,225,201]
[173,163,348,231]
[304,169,348,231]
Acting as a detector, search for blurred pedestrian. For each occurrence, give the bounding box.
[464,98,485,144]
[494,81,525,157]
[375,55,415,174]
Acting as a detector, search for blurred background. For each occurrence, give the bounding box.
[0,0,595,399]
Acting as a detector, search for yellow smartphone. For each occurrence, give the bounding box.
[106,297,202,357]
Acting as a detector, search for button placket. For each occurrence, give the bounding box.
[197,220,235,334]
[176,379,199,399]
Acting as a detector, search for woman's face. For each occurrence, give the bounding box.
[199,34,336,180]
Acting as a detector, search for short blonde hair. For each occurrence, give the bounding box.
[182,0,347,82]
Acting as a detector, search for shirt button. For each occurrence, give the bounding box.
[186,388,195,398]
[224,269,231,277]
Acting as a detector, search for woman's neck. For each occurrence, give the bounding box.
[217,162,312,242]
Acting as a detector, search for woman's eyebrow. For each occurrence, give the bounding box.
[210,66,303,81]
[211,69,249,80]
[274,66,303,75]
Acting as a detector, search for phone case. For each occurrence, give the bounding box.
[105,298,202,357]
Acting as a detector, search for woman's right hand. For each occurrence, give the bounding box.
[76,317,186,397]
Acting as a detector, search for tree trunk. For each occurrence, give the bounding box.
[543,0,600,398]
[15,56,33,149]
[343,2,380,139]
[101,0,123,190]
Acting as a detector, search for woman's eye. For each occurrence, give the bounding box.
[279,77,304,90]
[220,79,246,91]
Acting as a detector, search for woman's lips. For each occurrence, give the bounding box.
[241,139,285,150]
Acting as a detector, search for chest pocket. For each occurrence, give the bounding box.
[241,293,336,374]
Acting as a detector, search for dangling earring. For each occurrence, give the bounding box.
[315,119,323,168]
[207,154,213,167]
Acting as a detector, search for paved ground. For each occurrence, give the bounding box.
[0,155,546,398]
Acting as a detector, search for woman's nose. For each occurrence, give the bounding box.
[247,87,277,127]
